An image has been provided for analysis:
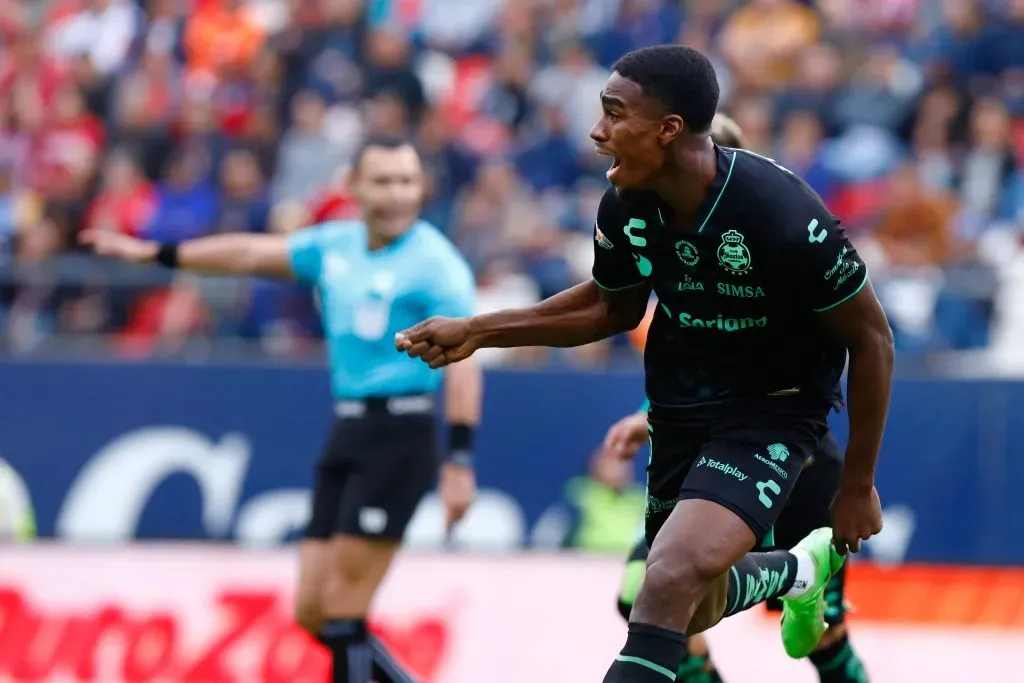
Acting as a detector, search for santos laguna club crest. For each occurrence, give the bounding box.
[717,230,752,275]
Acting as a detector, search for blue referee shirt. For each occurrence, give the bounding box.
[287,220,476,400]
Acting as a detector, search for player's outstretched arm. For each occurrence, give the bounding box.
[395,280,649,368]
[80,230,295,279]
[470,279,650,349]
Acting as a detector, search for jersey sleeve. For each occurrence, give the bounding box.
[782,195,868,312]
[592,188,648,291]
[286,225,328,284]
[425,250,477,318]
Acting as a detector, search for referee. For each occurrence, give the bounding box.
[82,135,483,683]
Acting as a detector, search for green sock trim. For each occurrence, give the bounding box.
[726,565,741,614]
[614,654,676,680]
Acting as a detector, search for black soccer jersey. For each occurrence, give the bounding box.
[592,146,867,409]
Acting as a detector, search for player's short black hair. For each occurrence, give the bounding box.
[352,134,418,172]
[612,45,720,134]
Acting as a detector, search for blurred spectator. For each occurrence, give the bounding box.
[32,83,105,213]
[111,48,181,179]
[184,0,265,81]
[0,155,42,256]
[362,28,425,123]
[874,163,958,269]
[775,108,837,203]
[82,150,159,237]
[530,41,609,152]
[272,89,347,203]
[217,148,270,233]
[144,149,219,243]
[721,0,820,92]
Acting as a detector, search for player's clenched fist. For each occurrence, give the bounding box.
[79,229,158,263]
[395,316,477,368]
[829,484,883,555]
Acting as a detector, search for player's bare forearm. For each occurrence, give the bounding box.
[444,357,482,426]
[175,234,294,279]
[819,282,895,489]
[469,281,649,349]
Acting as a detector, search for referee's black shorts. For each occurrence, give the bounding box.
[305,395,438,541]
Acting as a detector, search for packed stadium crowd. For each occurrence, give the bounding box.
[1,0,1023,363]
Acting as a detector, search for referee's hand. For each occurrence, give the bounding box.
[395,317,476,369]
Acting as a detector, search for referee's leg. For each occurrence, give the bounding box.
[295,414,433,683]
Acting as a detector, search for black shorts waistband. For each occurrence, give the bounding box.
[334,394,435,418]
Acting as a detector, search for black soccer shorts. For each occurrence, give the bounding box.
[644,397,829,548]
[764,430,848,626]
[305,397,438,541]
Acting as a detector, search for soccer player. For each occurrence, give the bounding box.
[81,135,482,683]
[604,113,869,683]
[396,45,893,683]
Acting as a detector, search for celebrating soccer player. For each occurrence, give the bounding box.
[396,46,893,683]
[604,113,869,683]
[82,135,482,683]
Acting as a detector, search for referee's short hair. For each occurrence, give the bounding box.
[612,45,720,135]
[352,134,419,172]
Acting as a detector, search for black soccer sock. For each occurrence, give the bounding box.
[721,550,799,618]
[808,634,869,683]
[319,618,373,683]
[370,635,417,683]
[603,622,686,682]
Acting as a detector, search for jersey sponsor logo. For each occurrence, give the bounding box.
[677,276,704,292]
[767,443,790,462]
[594,224,614,249]
[716,283,765,298]
[717,230,752,275]
[697,455,748,481]
[674,239,699,266]
[807,218,827,244]
[624,218,652,277]
[824,246,862,290]
[677,311,767,331]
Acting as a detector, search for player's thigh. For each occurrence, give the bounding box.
[680,403,826,543]
[644,420,702,547]
[334,413,438,544]
[772,433,844,549]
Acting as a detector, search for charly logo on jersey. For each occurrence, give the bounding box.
[717,230,752,275]
[594,223,614,249]
[674,239,699,266]
[807,218,827,244]
[677,275,704,292]
[623,218,652,277]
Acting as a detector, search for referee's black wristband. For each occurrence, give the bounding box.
[155,243,180,269]
[446,424,475,468]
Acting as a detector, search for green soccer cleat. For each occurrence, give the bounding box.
[780,527,846,659]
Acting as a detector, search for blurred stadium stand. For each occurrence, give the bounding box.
[1,0,1024,370]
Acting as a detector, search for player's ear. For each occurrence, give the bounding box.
[658,115,684,145]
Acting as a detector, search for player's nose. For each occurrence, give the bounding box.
[590,119,609,144]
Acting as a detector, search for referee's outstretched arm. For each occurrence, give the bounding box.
[80,230,297,279]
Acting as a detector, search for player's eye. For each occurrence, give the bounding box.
[605,109,622,122]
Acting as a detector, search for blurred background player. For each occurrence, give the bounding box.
[604,113,868,683]
[81,134,483,683]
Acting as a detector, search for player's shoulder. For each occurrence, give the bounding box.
[725,148,836,241]
[291,220,364,250]
[596,186,660,238]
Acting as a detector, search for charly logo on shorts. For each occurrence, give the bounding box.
[697,455,748,481]
[717,230,752,275]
